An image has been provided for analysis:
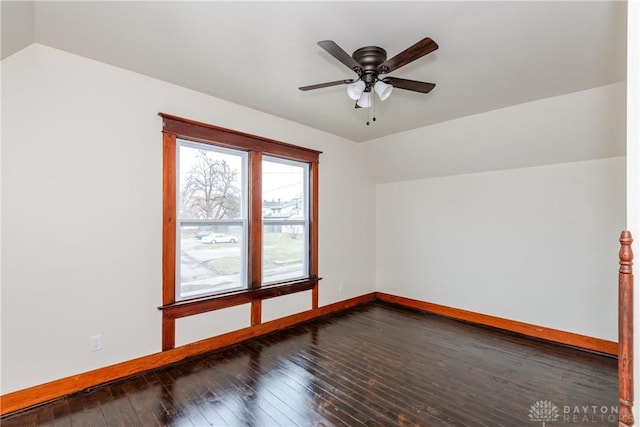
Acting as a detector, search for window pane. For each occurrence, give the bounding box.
[179,224,245,299]
[177,140,248,300]
[179,142,245,220]
[262,156,309,284]
[262,224,307,283]
[262,158,307,220]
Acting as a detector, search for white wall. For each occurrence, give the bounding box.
[0,44,376,394]
[368,81,626,343]
[376,157,625,341]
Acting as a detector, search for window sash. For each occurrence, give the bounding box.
[176,139,248,300]
[176,220,248,299]
[262,219,309,284]
[261,156,310,284]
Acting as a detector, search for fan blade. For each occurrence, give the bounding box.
[383,77,436,94]
[378,37,438,74]
[299,79,354,91]
[318,40,362,73]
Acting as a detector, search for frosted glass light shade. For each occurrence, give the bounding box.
[356,91,372,108]
[346,80,366,100]
[374,80,393,101]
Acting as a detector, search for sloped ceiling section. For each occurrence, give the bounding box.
[1,1,627,143]
[363,82,627,183]
[1,1,35,59]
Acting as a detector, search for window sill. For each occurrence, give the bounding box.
[158,277,322,319]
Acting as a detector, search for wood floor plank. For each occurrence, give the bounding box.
[287,347,413,426]
[67,387,108,426]
[222,352,303,426]
[139,371,195,426]
[174,354,262,426]
[162,361,230,427]
[237,336,373,426]
[0,409,41,427]
[298,318,467,425]
[245,345,373,426]
[144,371,197,426]
[233,344,338,426]
[97,384,143,427]
[152,369,210,426]
[110,379,163,426]
[1,302,618,426]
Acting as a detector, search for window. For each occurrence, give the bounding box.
[159,113,321,350]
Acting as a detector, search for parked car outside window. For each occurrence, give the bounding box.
[201,233,237,244]
[194,230,213,240]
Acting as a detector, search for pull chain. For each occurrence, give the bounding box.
[372,92,377,123]
[366,90,377,126]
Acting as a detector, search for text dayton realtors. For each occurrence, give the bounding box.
[562,405,618,423]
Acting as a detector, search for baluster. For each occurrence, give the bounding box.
[619,230,634,427]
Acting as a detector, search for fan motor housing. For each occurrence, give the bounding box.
[352,46,387,67]
[352,46,387,85]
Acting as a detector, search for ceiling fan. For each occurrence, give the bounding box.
[299,37,438,109]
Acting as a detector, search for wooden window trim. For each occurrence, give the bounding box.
[159,113,321,350]
[158,278,321,319]
[161,113,320,163]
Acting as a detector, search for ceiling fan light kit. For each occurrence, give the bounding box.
[374,80,393,101]
[356,91,372,108]
[299,37,438,124]
[347,80,366,100]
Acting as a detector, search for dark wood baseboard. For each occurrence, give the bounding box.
[0,293,375,416]
[375,292,618,356]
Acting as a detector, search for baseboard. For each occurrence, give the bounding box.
[0,292,376,416]
[375,292,618,356]
[1,291,617,416]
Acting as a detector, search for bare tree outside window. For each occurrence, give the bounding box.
[180,150,241,220]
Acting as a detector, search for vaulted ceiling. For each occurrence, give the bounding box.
[1,1,627,143]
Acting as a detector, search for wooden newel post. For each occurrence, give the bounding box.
[619,230,634,427]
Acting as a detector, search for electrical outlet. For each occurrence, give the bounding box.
[90,335,102,352]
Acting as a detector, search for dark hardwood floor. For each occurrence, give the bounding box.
[2,302,618,426]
